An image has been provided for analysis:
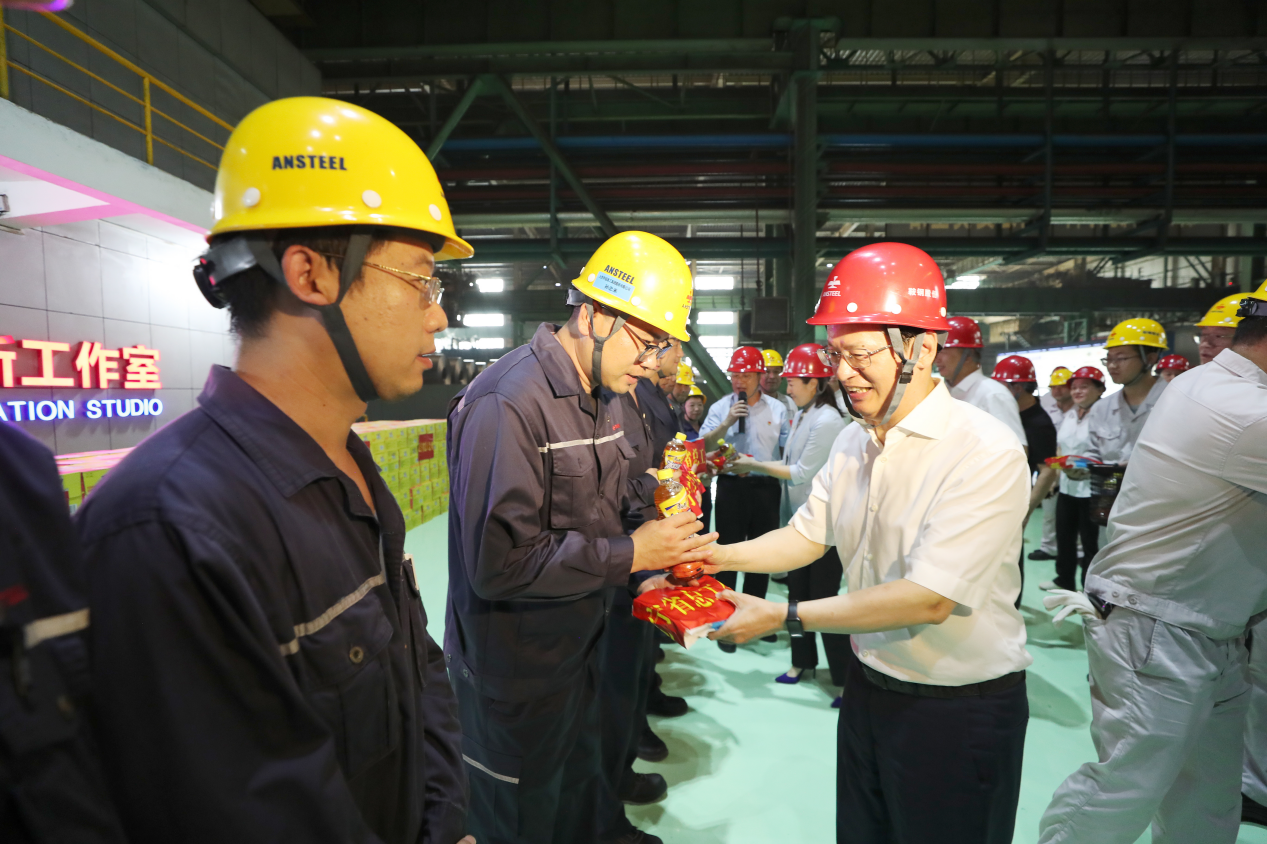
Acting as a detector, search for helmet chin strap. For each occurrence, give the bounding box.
[1122,346,1150,388]
[584,301,627,398]
[246,229,379,403]
[841,327,917,429]
[947,346,971,386]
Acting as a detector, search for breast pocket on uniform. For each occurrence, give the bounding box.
[292,583,400,779]
[548,447,598,530]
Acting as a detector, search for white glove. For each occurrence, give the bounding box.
[1041,589,1103,627]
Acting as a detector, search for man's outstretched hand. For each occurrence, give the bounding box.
[708,591,783,644]
[631,511,718,573]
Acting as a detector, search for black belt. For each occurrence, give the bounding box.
[860,662,1026,699]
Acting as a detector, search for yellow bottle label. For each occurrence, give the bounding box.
[656,485,690,518]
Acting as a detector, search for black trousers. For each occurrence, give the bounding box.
[1055,492,1099,591]
[786,546,850,685]
[596,594,655,839]
[837,650,1029,844]
[713,475,781,599]
[456,664,601,844]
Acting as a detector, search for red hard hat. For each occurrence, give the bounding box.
[727,346,766,373]
[991,354,1037,384]
[807,242,952,331]
[943,316,983,349]
[1071,365,1105,385]
[1156,354,1191,373]
[782,343,834,379]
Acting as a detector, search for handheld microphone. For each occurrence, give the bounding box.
[737,390,747,434]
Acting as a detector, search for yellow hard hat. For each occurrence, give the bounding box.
[688,385,704,398]
[761,348,784,368]
[571,231,694,342]
[1105,318,1168,350]
[210,97,472,261]
[1257,280,1267,295]
[675,362,695,385]
[1194,293,1250,328]
[1049,366,1074,387]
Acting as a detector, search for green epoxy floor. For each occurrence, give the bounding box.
[407,516,1267,843]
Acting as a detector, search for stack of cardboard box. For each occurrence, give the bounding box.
[350,419,449,530]
[53,419,450,528]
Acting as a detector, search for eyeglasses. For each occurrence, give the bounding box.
[320,254,444,308]
[1100,354,1139,367]
[622,323,673,364]
[817,346,891,371]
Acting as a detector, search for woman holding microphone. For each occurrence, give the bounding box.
[730,344,849,699]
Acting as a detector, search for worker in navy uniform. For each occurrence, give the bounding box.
[0,422,126,843]
[77,98,471,843]
[446,231,714,844]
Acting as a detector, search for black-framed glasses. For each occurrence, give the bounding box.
[623,323,673,363]
[817,346,890,371]
[320,253,444,308]
[1100,354,1139,367]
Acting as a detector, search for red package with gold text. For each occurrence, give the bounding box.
[633,576,736,648]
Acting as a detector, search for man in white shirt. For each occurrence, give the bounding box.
[700,347,788,642]
[1032,366,1075,562]
[1039,291,1267,844]
[934,316,1028,450]
[1084,317,1168,466]
[706,243,1032,844]
[760,348,799,417]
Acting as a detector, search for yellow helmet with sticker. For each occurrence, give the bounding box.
[1049,366,1074,387]
[1105,317,1168,350]
[761,348,784,368]
[688,385,705,398]
[210,96,472,261]
[571,231,694,342]
[676,362,695,385]
[1195,293,1250,328]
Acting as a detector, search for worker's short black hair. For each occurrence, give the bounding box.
[1234,314,1267,347]
[1016,381,1038,395]
[210,226,443,339]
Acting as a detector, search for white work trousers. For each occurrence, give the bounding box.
[1243,618,1267,804]
[1038,608,1250,844]
[1040,493,1058,555]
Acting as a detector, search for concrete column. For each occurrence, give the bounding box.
[790,21,820,343]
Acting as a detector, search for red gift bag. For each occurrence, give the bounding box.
[633,576,736,648]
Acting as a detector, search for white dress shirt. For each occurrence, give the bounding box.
[780,402,849,524]
[1040,391,1073,429]
[790,381,1032,686]
[950,369,1028,447]
[1084,376,1167,465]
[1086,350,1267,639]
[1056,409,1095,498]
[701,392,787,462]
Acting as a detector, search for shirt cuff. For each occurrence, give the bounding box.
[904,566,988,611]
[604,535,635,587]
[790,505,831,547]
[788,462,811,487]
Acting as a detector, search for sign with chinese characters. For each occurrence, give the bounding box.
[0,335,163,424]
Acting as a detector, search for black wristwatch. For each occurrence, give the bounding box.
[786,600,805,639]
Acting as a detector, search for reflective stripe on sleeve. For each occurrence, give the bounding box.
[278,573,387,656]
[537,430,625,453]
[463,754,520,784]
[23,608,90,648]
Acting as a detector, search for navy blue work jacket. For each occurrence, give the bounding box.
[76,366,466,844]
[0,422,125,843]
[445,324,636,702]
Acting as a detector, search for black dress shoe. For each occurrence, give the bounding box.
[636,726,669,762]
[619,772,668,805]
[761,634,778,642]
[1244,793,1267,827]
[601,829,664,844]
[718,641,736,653]
[1028,549,1056,561]
[647,689,688,717]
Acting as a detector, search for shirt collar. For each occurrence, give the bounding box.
[197,366,372,503]
[893,380,954,441]
[531,322,585,398]
[1213,348,1267,386]
[955,369,985,391]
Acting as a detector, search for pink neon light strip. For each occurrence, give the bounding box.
[0,153,208,235]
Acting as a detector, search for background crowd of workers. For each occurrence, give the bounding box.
[2,93,1266,844]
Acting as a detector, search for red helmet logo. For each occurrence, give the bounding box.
[727,346,766,373]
